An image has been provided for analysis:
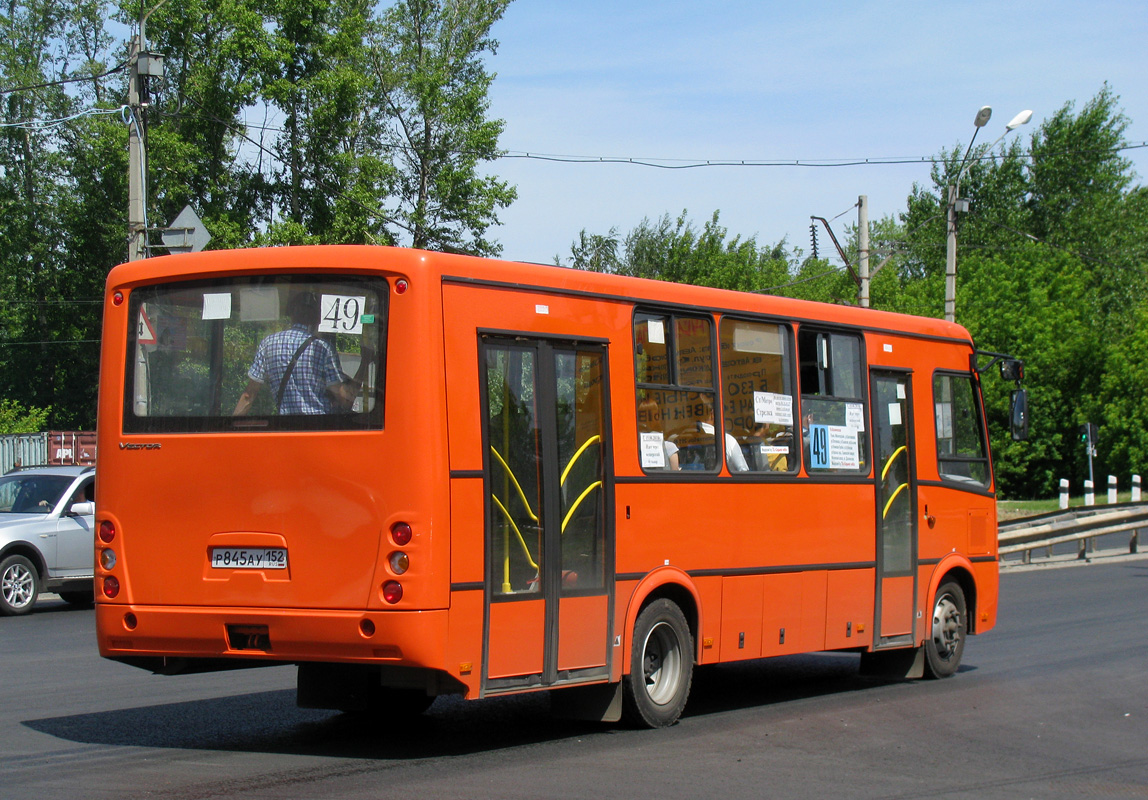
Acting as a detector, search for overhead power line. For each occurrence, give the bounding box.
[500,141,1148,170]
[0,61,129,97]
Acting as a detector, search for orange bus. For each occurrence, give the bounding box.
[95,245,1026,727]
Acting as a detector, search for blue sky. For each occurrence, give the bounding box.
[480,1,1148,265]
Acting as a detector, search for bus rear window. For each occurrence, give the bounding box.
[123,274,387,433]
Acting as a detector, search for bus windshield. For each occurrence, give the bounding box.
[123,274,387,433]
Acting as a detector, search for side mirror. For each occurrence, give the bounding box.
[1010,388,1029,442]
[68,501,95,517]
[1000,359,1024,383]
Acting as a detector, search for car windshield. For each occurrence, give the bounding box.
[0,475,73,513]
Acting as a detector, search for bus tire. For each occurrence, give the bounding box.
[622,598,693,728]
[0,554,39,616]
[924,581,967,679]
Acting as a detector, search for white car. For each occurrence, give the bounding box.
[0,465,96,615]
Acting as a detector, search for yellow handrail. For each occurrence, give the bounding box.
[882,482,908,519]
[560,435,601,487]
[489,445,538,522]
[881,445,907,482]
[491,494,539,570]
[561,481,602,534]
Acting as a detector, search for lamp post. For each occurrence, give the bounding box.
[943,107,1033,322]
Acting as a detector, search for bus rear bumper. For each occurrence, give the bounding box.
[96,603,449,670]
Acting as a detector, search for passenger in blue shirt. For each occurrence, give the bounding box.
[232,292,360,416]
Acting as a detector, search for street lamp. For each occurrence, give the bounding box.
[944,107,1033,322]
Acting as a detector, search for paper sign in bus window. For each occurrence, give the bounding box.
[640,431,667,469]
[647,319,665,345]
[239,287,280,322]
[810,424,861,470]
[845,402,865,431]
[754,391,793,425]
[201,293,232,320]
[319,295,367,335]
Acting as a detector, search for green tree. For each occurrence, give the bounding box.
[566,211,794,294]
[123,0,274,249]
[896,87,1147,496]
[0,399,50,434]
[261,0,393,244]
[0,0,114,429]
[371,0,517,255]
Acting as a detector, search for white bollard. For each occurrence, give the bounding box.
[1084,479,1095,507]
[1059,478,1070,510]
[1134,474,1142,503]
[1108,474,1118,504]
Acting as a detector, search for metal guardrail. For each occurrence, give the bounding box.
[999,502,1147,564]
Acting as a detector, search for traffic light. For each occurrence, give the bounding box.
[1079,423,1099,444]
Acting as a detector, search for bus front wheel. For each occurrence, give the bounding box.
[622,598,693,728]
[924,581,967,679]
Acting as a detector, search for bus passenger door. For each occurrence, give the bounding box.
[871,370,917,646]
[480,337,614,693]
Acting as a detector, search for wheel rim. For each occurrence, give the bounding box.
[2,563,35,609]
[641,621,683,706]
[931,592,962,660]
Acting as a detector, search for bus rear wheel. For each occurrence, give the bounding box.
[622,598,693,728]
[924,581,967,679]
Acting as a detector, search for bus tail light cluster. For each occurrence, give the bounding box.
[98,520,120,598]
[382,521,413,604]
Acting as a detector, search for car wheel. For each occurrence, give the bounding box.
[0,554,40,616]
[622,598,694,728]
[59,590,95,608]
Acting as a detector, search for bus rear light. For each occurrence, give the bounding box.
[359,618,375,637]
[100,549,117,570]
[391,522,413,546]
[123,612,137,630]
[102,576,120,599]
[99,520,116,544]
[382,580,403,604]
[394,278,409,294]
[388,551,409,575]
[112,290,124,306]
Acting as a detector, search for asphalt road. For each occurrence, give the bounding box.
[2,557,1147,800]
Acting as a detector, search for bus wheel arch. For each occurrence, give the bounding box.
[621,569,701,669]
[927,560,978,635]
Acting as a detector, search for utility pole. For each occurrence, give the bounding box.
[858,195,869,309]
[127,3,166,262]
[127,34,145,262]
[944,185,958,322]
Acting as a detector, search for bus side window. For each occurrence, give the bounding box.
[635,312,719,473]
[798,329,868,473]
[719,318,797,473]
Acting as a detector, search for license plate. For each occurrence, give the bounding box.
[210,547,288,570]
